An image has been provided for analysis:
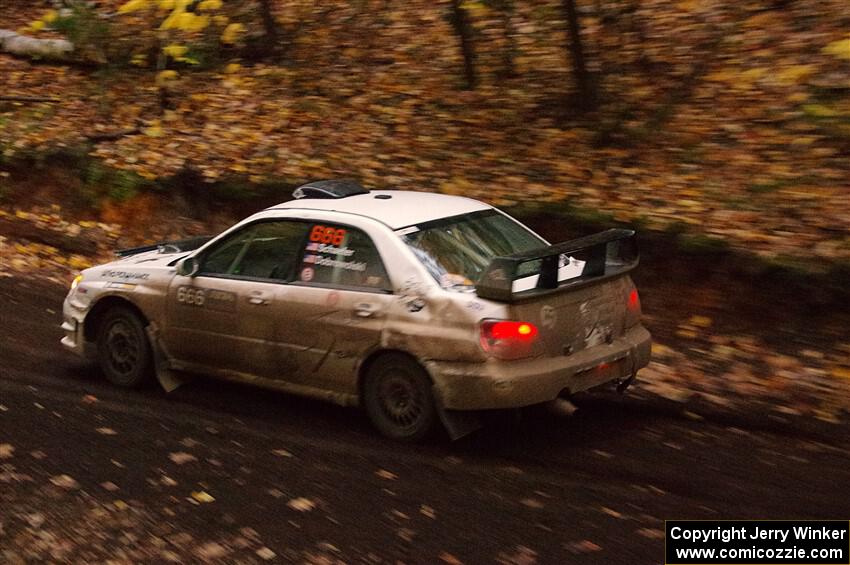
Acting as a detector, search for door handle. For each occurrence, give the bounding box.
[247,291,271,306]
[354,303,377,318]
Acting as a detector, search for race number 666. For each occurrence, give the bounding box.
[309,225,347,246]
[177,286,205,306]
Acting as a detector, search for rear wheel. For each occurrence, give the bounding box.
[96,306,153,388]
[362,353,437,441]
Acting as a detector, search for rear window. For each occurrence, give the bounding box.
[400,210,545,291]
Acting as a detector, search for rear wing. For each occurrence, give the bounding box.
[475,229,639,302]
[115,235,213,258]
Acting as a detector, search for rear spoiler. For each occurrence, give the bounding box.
[115,235,213,258]
[475,229,638,302]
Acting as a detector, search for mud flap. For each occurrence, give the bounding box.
[145,325,187,393]
[434,392,482,441]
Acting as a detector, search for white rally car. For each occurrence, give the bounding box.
[62,180,651,440]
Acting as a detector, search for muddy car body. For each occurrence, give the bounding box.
[62,181,651,439]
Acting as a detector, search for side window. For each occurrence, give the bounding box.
[200,221,309,281]
[296,224,391,291]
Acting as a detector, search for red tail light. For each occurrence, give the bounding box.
[626,287,641,326]
[480,320,539,360]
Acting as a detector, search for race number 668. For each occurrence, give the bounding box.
[177,286,205,306]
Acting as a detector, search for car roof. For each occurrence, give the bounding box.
[269,190,492,230]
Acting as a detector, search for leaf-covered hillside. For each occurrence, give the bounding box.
[1,0,849,262]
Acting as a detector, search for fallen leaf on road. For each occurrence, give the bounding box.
[601,507,623,518]
[195,542,227,560]
[439,552,464,565]
[49,474,79,489]
[169,452,197,465]
[100,481,119,491]
[0,444,14,459]
[565,540,602,554]
[636,527,665,540]
[191,491,215,503]
[271,449,292,458]
[256,547,276,560]
[520,498,544,509]
[689,315,712,328]
[287,497,316,512]
[375,469,397,480]
[113,500,129,510]
[420,505,436,519]
[96,427,117,435]
[82,395,98,404]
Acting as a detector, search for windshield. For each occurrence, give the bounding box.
[400,210,546,291]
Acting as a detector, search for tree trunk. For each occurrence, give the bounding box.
[561,0,596,110]
[257,0,280,49]
[449,0,477,90]
[495,0,517,79]
[0,29,74,61]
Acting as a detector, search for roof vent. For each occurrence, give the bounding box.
[292,180,369,200]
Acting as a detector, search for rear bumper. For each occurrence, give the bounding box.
[429,324,651,410]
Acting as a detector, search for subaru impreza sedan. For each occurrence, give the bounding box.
[62,180,651,440]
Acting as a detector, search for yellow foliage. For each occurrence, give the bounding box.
[158,0,175,9]
[221,23,245,44]
[822,38,850,60]
[118,0,150,14]
[775,65,815,85]
[156,69,179,85]
[162,44,188,58]
[199,0,223,10]
[224,62,241,74]
[42,10,58,24]
[29,20,45,32]
[689,315,713,328]
[131,53,147,66]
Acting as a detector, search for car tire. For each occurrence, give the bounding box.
[96,306,154,388]
[362,353,438,441]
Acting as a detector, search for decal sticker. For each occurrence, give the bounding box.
[176,286,206,306]
[101,270,150,281]
[309,225,347,246]
[326,290,341,307]
[311,257,366,271]
[206,289,237,312]
[541,305,557,329]
[306,242,354,257]
[300,267,315,282]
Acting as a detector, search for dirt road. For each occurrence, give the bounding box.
[1,276,849,563]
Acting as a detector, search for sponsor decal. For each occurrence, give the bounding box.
[101,270,150,281]
[541,305,557,329]
[326,290,340,307]
[311,256,366,271]
[300,267,315,282]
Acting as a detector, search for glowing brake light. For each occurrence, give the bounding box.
[480,320,539,360]
[626,287,641,327]
[628,289,640,311]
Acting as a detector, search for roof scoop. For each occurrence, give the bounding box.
[292,180,369,199]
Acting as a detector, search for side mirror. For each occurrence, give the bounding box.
[176,257,200,277]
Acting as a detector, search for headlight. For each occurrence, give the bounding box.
[71,274,83,290]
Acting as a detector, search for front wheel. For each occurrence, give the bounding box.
[362,353,438,441]
[96,306,153,388]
